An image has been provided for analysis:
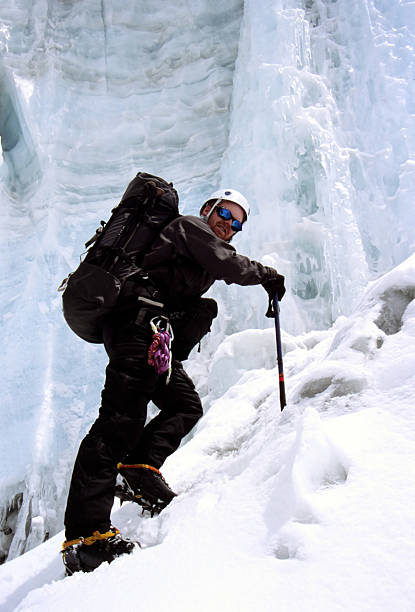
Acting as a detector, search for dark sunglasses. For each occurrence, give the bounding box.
[215,206,243,232]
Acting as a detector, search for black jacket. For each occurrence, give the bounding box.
[142,215,271,305]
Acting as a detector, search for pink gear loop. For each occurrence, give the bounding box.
[147,316,173,382]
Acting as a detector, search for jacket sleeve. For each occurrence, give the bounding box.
[166,216,271,286]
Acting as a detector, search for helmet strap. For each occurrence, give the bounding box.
[203,198,222,222]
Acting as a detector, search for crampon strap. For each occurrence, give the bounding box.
[147,316,173,381]
[62,527,120,550]
[117,462,161,474]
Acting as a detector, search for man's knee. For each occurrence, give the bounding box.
[154,362,203,422]
[184,391,203,425]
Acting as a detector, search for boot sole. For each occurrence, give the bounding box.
[114,483,167,516]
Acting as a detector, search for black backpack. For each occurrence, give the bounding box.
[59,172,179,343]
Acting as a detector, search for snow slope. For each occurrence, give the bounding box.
[1,255,414,612]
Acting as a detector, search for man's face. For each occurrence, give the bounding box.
[202,200,245,241]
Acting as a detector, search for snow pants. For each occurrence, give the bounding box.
[64,305,203,540]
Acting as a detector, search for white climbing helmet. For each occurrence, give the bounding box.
[200,188,250,222]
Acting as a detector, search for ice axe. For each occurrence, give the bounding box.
[266,292,286,410]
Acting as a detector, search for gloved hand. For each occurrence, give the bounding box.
[262,267,286,318]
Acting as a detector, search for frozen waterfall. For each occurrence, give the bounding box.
[0,0,414,565]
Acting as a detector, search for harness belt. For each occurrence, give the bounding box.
[137,295,164,309]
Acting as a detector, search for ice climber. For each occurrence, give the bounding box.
[61,188,286,573]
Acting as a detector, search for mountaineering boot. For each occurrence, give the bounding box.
[61,527,139,575]
[115,463,177,515]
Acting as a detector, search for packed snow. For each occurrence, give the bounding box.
[0,0,415,610]
[1,254,415,611]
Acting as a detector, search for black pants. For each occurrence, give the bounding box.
[64,307,203,540]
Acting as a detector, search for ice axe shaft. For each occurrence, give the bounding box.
[273,293,286,410]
